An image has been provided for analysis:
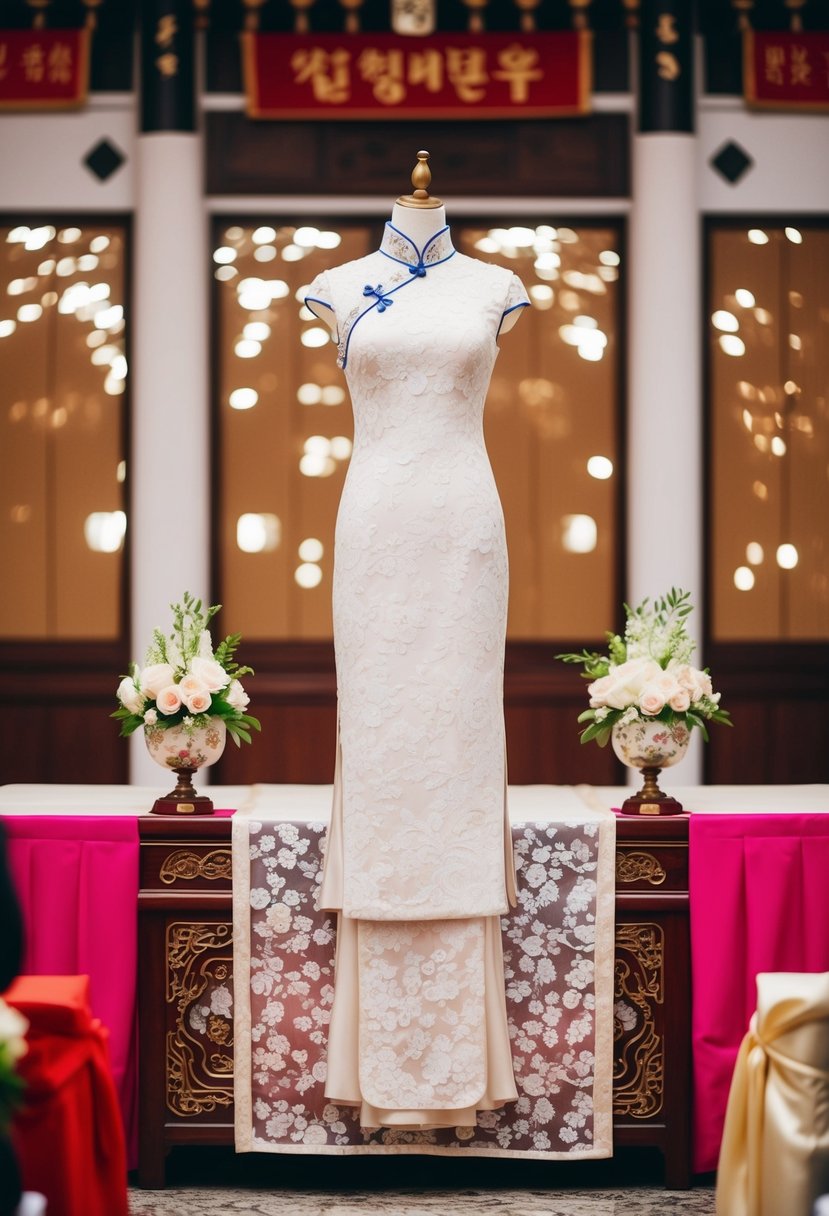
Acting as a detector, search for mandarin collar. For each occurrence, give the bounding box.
[379,222,455,276]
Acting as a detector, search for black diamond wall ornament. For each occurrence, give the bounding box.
[710,141,754,185]
[84,139,127,182]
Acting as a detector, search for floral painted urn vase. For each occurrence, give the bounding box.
[144,717,227,815]
[144,717,227,772]
[611,718,691,816]
[611,717,691,771]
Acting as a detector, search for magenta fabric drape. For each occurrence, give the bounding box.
[690,812,829,1174]
[2,815,139,1167]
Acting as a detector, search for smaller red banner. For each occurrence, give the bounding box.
[243,31,591,120]
[0,28,90,110]
[743,30,829,111]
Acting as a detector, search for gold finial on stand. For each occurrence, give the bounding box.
[514,0,542,33]
[396,150,444,209]
[730,0,754,31]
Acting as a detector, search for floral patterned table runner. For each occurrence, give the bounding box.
[232,798,615,1159]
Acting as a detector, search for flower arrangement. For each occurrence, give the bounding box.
[112,592,261,746]
[0,998,27,1133]
[557,588,731,747]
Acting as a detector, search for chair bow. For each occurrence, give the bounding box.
[363,284,394,312]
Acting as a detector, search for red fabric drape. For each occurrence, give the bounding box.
[5,975,128,1216]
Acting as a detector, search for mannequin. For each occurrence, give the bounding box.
[297,150,531,1133]
[307,150,524,340]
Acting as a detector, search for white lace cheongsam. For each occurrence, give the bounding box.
[305,221,529,1130]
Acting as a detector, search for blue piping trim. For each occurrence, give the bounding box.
[304,295,333,312]
[496,299,530,339]
[339,244,457,369]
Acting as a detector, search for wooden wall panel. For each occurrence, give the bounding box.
[2,650,824,788]
[0,643,128,785]
[206,113,630,199]
[704,644,829,784]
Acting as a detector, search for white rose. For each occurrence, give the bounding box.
[156,684,183,715]
[639,685,666,716]
[188,656,230,692]
[143,708,158,725]
[116,676,145,715]
[600,657,662,710]
[669,689,691,712]
[226,679,250,711]
[693,667,714,700]
[0,998,29,1062]
[587,673,614,708]
[139,663,175,699]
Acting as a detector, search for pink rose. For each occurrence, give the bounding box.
[184,688,212,714]
[639,685,666,716]
[156,684,183,715]
[676,664,713,703]
[669,690,691,712]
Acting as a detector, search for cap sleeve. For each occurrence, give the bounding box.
[497,272,530,338]
[304,271,337,333]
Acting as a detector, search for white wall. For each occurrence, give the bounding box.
[0,96,135,211]
[698,99,829,212]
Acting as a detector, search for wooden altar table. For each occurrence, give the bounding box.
[2,783,826,1193]
[133,786,692,1189]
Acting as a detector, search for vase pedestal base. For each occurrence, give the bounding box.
[150,766,215,816]
[620,794,684,817]
[619,765,684,816]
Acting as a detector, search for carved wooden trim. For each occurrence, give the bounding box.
[159,848,233,884]
[613,922,664,1119]
[166,922,234,1117]
[615,850,667,885]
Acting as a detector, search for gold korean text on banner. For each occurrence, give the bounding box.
[743,31,829,111]
[243,31,591,120]
[0,27,90,110]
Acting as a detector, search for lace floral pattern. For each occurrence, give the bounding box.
[305,250,527,921]
[358,918,487,1110]
[234,813,613,1159]
[379,223,454,268]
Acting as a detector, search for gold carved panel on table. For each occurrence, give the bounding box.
[613,922,664,1119]
[615,850,667,886]
[159,848,232,885]
[166,922,234,1118]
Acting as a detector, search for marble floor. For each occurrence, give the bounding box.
[128,1149,716,1216]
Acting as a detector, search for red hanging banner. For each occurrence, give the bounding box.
[243,31,591,120]
[743,30,829,111]
[0,28,90,110]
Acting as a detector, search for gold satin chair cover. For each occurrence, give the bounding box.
[716,971,829,1216]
